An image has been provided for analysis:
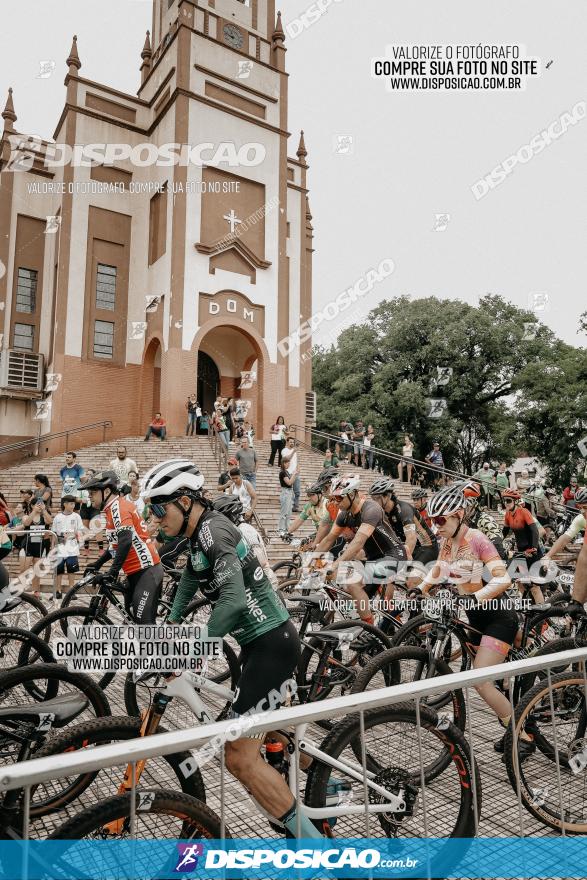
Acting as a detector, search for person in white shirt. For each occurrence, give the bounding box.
[281,436,301,512]
[52,495,84,594]
[109,446,139,491]
[228,468,256,520]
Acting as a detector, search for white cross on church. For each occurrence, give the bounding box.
[223,209,242,234]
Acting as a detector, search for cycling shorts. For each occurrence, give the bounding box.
[466,603,518,647]
[232,619,301,719]
[124,563,163,625]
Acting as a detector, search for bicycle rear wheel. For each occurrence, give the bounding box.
[0,593,49,637]
[0,662,110,720]
[0,626,54,671]
[305,703,480,844]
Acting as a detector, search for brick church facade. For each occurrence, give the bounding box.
[0,0,314,448]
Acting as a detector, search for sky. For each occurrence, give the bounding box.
[1,0,585,347]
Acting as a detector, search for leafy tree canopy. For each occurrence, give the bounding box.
[312,295,585,486]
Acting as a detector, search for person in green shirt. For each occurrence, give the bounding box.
[139,458,320,842]
[473,462,496,509]
[323,448,339,470]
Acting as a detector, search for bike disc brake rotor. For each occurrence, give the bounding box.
[368,767,418,836]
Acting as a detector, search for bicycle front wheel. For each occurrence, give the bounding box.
[30,716,206,817]
[49,788,229,841]
[504,670,587,833]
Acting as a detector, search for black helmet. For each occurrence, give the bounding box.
[213,494,244,524]
[369,478,395,497]
[83,470,119,493]
[411,487,428,500]
[306,482,323,497]
[317,467,339,486]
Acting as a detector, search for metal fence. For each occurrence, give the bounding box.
[2,645,587,848]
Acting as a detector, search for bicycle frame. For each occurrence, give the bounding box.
[119,670,405,822]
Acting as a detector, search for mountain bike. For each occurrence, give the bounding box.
[123,662,480,844]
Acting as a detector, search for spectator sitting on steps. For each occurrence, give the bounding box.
[145,412,167,442]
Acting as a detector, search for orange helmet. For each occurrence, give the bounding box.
[502,488,521,500]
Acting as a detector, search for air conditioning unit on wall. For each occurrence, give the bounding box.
[305,391,317,426]
[0,349,44,392]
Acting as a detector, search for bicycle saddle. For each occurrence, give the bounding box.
[285,592,322,606]
[0,693,88,726]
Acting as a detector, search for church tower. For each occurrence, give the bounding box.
[0,0,314,446]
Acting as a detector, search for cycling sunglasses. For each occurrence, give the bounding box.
[149,502,168,518]
[503,498,515,504]
[430,515,449,526]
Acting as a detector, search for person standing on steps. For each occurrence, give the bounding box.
[236,436,258,490]
[281,436,301,512]
[186,395,200,436]
[268,416,286,466]
[397,434,414,484]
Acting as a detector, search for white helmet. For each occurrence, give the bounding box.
[140,459,205,504]
[427,484,467,518]
[331,474,362,498]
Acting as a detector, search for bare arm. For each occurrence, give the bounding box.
[336,523,374,563]
[572,541,587,605]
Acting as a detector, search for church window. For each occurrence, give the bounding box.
[15,268,37,313]
[96,263,117,310]
[93,320,114,359]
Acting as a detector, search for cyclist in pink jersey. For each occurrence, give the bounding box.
[420,483,534,758]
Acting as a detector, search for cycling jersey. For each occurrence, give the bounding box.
[437,527,502,596]
[170,509,289,645]
[503,506,540,554]
[335,498,406,561]
[565,513,587,541]
[103,495,160,576]
[413,507,438,549]
[385,500,415,544]
[299,498,331,527]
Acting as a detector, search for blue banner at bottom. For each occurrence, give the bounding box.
[1,838,586,879]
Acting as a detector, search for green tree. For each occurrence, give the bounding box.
[313,294,561,475]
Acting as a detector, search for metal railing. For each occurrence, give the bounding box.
[3,645,587,848]
[0,420,112,463]
[288,424,469,484]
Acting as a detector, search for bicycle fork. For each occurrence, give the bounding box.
[102,694,169,834]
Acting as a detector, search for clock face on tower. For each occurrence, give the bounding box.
[223,24,245,50]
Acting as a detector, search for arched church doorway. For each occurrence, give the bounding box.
[140,337,162,428]
[196,324,265,434]
[197,351,220,414]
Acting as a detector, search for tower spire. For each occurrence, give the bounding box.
[2,87,17,131]
[140,30,152,83]
[272,11,286,71]
[66,35,82,74]
[297,130,308,164]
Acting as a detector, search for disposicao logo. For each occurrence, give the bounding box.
[174,843,204,873]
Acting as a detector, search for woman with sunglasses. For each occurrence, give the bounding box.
[419,484,534,758]
[501,488,545,604]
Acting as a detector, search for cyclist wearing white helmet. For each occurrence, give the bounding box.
[420,484,533,756]
[315,475,406,627]
[140,460,316,840]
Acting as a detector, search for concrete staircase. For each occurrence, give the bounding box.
[1,436,577,589]
[0,435,418,588]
